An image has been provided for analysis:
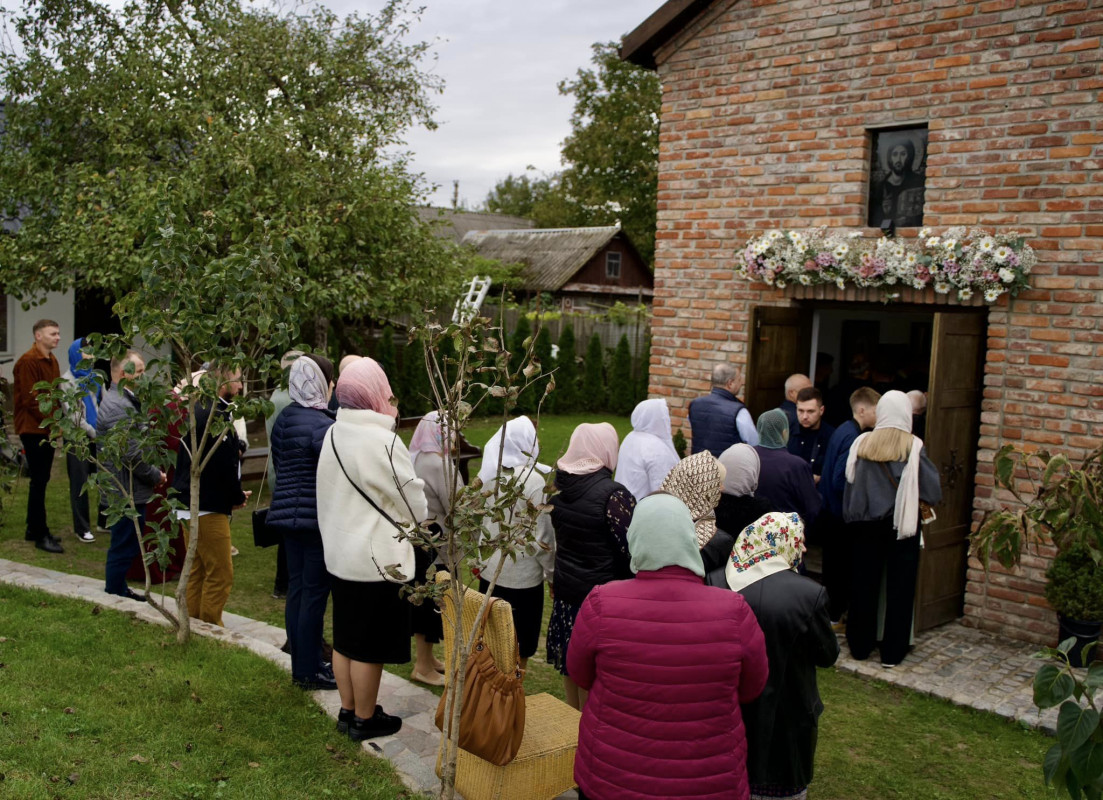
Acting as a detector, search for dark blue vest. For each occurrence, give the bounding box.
[688,388,747,457]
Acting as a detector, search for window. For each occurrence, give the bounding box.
[605,251,622,280]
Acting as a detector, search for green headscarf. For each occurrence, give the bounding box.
[626,494,705,578]
[756,408,790,449]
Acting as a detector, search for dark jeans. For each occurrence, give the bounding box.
[284,530,331,680]
[20,433,54,538]
[820,511,851,621]
[66,445,106,534]
[846,517,921,665]
[105,504,145,595]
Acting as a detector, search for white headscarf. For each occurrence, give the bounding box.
[288,356,330,411]
[845,390,924,539]
[477,416,550,486]
[615,398,680,500]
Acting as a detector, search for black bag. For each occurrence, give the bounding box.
[251,453,281,548]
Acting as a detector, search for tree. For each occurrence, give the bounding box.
[609,335,634,415]
[483,171,553,219]
[533,325,555,414]
[583,333,606,412]
[400,339,432,417]
[375,326,399,386]
[0,0,461,341]
[555,325,581,413]
[509,315,534,413]
[636,334,652,404]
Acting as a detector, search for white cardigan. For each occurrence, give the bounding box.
[316,408,428,583]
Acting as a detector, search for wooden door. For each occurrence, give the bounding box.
[916,311,986,631]
[746,306,813,418]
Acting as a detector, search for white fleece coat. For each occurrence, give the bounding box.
[317,408,428,583]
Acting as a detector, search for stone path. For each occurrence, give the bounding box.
[0,557,1058,799]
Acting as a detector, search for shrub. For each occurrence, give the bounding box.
[533,325,555,413]
[582,333,606,412]
[555,325,580,413]
[1044,544,1103,621]
[609,335,634,415]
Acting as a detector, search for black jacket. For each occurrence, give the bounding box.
[173,399,246,515]
[739,570,840,789]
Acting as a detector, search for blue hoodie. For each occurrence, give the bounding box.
[66,338,103,430]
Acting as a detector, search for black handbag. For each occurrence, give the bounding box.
[252,452,281,548]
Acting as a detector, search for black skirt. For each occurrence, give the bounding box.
[411,546,443,644]
[330,576,411,665]
[478,580,545,659]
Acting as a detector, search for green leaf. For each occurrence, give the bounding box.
[1036,664,1077,708]
[1085,663,1103,694]
[1058,700,1100,752]
[1070,737,1103,785]
[1046,742,1069,786]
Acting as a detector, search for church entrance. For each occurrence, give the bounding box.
[745,303,987,632]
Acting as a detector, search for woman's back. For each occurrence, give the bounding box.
[268,403,335,532]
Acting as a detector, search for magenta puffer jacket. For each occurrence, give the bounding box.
[567,566,769,800]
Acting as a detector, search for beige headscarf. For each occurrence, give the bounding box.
[659,451,724,548]
[558,422,620,475]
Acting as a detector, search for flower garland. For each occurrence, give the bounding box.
[737,227,1036,303]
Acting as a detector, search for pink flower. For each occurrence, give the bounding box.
[804,259,820,271]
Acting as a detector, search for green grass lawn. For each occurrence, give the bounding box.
[0,584,421,800]
[0,413,1058,799]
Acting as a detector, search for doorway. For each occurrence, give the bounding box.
[745,303,987,631]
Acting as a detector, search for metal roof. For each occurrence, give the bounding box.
[462,225,622,291]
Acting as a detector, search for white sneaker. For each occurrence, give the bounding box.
[76,530,95,543]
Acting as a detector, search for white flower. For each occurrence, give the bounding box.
[754,240,770,256]
[788,231,804,244]
[833,244,849,258]
[998,268,1015,283]
[994,246,1012,264]
[775,279,787,289]
[934,281,951,294]
[944,239,958,251]
[979,238,996,252]
[985,288,1002,303]
[919,227,932,238]
[768,229,784,241]
[958,287,973,301]
[848,231,863,239]
[926,236,941,248]
[905,252,919,266]
[836,277,846,290]
[799,273,813,285]
[912,279,926,290]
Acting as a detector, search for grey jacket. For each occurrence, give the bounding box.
[843,447,942,524]
[97,386,163,506]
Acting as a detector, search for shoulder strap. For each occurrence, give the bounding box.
[329,435,403,533]
[879,460,899,489]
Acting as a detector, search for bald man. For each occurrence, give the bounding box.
[779,373,813,431]
[688,363,758,456]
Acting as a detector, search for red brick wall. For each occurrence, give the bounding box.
[646,0,1103,644]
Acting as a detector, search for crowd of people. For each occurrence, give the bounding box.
[11,315,942,798]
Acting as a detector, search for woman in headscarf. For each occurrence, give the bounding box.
[268,354,337,693]
[844,390,941,667]
[753,408,822,526]
[658,450,730,573]
[475,415,555,670]
[408,411,463,686]
[716,443,774,542]
[568,495,769,800]
[548,421,635,710]
[316,357,428,741]
[727,513,840,800]
[615,398,680,501]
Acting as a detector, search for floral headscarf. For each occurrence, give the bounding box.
[725,512,806,593]
[659,451,724,548]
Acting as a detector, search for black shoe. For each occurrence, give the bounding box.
[35,535,64,554]
[348,708,402,741]
[24,529,36,542]
[293,672,338,691]
[271,588,287,599]
[280,639,291,655]
[337,707,355,734]
[374,705,400,723]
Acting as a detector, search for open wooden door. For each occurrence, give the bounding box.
[746,306,813,418]
[916,311,986,631]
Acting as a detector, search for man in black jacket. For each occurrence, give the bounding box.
[173,368,248,626]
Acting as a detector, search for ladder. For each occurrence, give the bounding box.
[452,275,492,324]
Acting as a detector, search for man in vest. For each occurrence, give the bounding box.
[689,364,758,456]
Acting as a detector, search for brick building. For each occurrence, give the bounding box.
[622,0,1102,645]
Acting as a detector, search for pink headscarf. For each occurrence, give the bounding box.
[335,357,398,418]
[409,410,448,459]
[557,422,620,475]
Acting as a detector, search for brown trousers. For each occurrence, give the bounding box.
[184,513,234,626]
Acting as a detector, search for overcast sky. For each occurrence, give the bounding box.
[326,0,660,210]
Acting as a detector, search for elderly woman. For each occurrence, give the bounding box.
[316,358,428,740]
[615,398,680,501]
[753,409,822,525]
[568,494,769,800]
[548,422,635,710]
[844,390,942,667]
[268,354,336,692]
[408,410,463,687]
[728,512,840,800]
[475,415,555,670]
[658,450,729,573]
[717,443,774,538]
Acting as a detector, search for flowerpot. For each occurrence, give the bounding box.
[1058,615,1101,668]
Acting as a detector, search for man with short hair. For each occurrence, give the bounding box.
[787,387,836,480]
[60,337,105,544]
[689,363,758,456]
[779,373,813,431]
[173,366,249,626]
[99,352,165,601]
[817,386,882,626]
[14,319,63,552]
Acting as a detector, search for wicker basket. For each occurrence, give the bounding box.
[435,573,581,800]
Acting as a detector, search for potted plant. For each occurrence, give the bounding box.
[971,443,1103,664]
